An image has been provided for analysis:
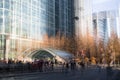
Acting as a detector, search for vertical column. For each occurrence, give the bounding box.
[5,35,10,62]
[2,0,5,33]
[3,35,10,61]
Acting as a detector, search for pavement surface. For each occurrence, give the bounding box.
[0,66,120,80]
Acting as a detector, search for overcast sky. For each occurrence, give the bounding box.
[92,0,120,12]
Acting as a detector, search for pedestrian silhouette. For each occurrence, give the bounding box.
[106,65,113,80]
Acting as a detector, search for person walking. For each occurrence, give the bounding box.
[106,64,113,80]
[65,62,69,73]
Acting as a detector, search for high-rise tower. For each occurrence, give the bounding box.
[0,0,75,60]
[74,0,93,38]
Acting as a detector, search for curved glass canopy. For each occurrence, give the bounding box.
[28,48,74,62]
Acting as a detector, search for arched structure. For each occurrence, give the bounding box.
[27,48,74,63]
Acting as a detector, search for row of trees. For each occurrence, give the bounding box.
[41,32,120,64]
[9,31,119,64]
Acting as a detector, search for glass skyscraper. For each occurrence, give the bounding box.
[0,0,75,60]
[74,0,93,38]
[92,10,119,45]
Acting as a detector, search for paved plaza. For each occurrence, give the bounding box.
[0,66,120,80]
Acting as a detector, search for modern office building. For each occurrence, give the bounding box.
[55,0,75,37]
[92,10,120,45]
[74,0,93,38]
[92,0,120,40]
[93,12,108,45]
[0,0,75,60]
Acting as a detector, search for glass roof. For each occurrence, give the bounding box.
[32,50,54,59]
[30,48,74,62]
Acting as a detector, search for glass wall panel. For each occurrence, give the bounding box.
[0,35,6,59]
[0,18,3,33]
[4,0,10,9]
[0,0,75,59]
[0,0,3,8]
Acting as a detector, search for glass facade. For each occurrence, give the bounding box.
[93,12,108,45]
[93,10,119,45]
[55,0,74,37]
[0,0,75,60]
[74,0,93,38]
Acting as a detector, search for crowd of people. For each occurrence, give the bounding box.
[0,59,56,73]
[0,58,118,80]
[0,57,118,74]
[0,58,88,74]
[0,59,74,73]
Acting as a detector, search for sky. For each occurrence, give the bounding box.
[92,0,120,12]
